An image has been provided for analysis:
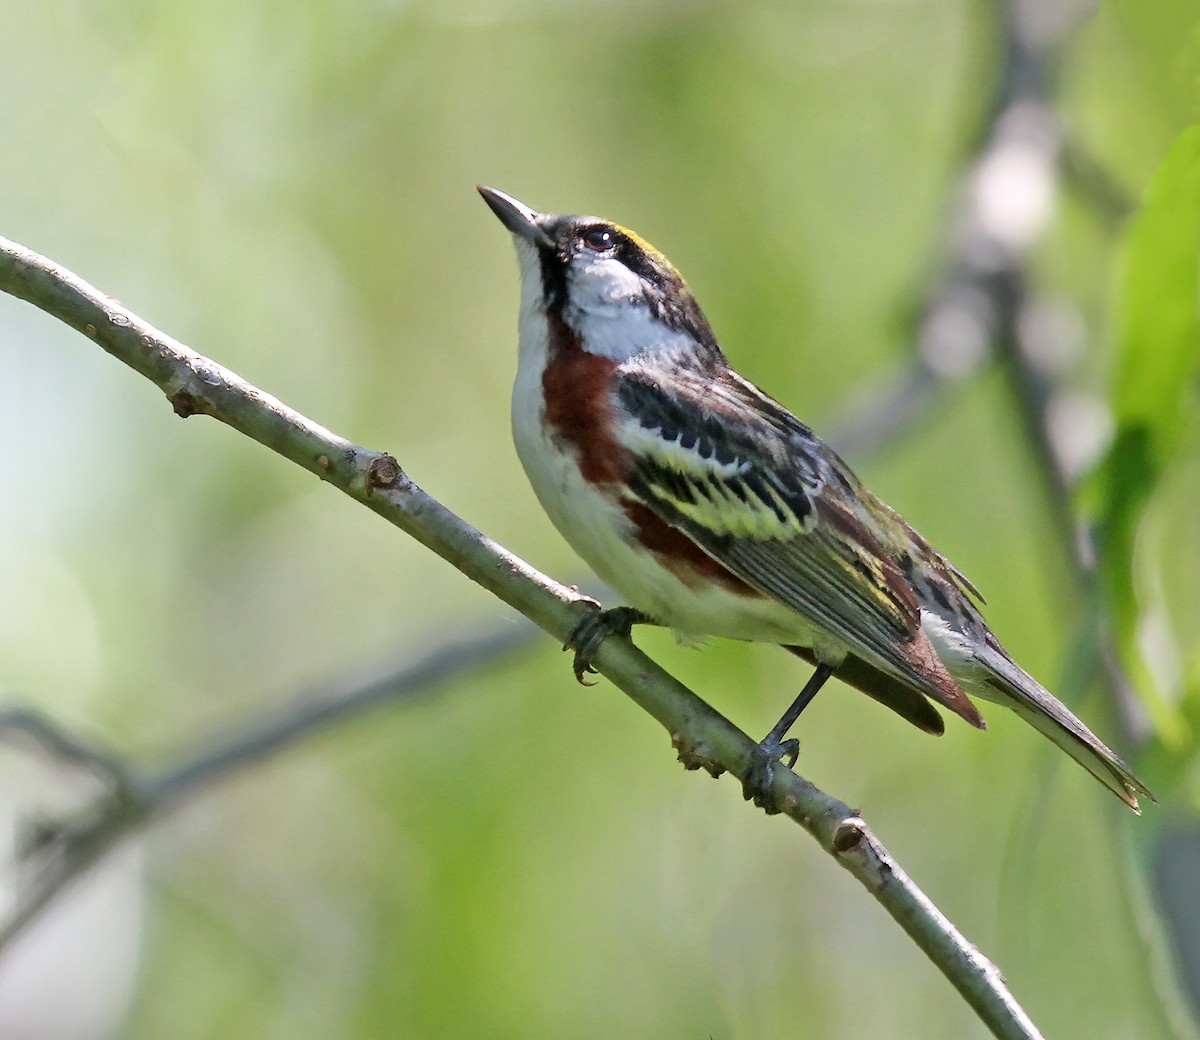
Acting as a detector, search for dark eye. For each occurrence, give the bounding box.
[581,227,615,251]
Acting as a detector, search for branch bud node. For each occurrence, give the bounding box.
[672,733,725,777]
[832,819,866,853]
[170,390,201,418]
[367,453,403,492]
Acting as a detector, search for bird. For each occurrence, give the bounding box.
[477,184,1152,813]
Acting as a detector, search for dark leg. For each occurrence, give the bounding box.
[742,662,835,809]
[564,606,656,684]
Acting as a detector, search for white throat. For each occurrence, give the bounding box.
[511,237,698,365]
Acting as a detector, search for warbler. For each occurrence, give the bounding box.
[478,185,1152,812]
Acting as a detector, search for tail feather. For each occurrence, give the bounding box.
[974,646,1154,813]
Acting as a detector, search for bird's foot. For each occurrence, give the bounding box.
[564,606,650,685]
[741,737,801,812]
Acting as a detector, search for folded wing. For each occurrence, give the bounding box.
[614,361,983,727]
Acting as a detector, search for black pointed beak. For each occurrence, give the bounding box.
[477,185,555,249]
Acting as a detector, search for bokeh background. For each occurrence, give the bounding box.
[1,1,1198,1038]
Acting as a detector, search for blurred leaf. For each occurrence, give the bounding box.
[1113,128,1200,430]
[1097,125,1200,743]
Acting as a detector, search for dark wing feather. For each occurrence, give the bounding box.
[784,644,945,734]
[615,361,975,718]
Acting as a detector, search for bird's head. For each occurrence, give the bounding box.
[478,185,719,363]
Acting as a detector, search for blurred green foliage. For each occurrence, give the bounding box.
[1,1,1198,1038]
[1097,126,1200,754]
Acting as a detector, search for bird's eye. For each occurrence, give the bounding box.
[581,227,615,251]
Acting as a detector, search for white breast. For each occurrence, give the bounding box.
[509,311,834,650]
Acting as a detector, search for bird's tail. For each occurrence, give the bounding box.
[974,646,1153,813]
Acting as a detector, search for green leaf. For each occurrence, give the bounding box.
[1097,125,1200,742]
[1112,125,1200,441]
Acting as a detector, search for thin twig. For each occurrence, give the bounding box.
[0,707,138,800]
[825,359,946,460]
[0,619,536,951]
[0,234,1044,1039]
[1060,136,1135,230]
[143,617,538,805]
[826,0,1080,459]
[964,0,1152,747]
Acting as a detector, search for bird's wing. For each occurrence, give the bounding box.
[614,362,982,725]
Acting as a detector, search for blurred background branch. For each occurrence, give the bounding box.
[0,620,536,952]
[834,0,1074,459]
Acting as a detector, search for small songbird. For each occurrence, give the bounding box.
[478,185,1152,813]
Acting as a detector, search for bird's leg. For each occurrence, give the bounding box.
[564,606,656,684]
[743,662,835,809]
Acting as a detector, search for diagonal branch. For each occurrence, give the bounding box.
[0,234,1044,1039]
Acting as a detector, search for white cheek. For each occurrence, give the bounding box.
[571,254,645,307]
[564,257,695,362]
